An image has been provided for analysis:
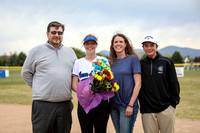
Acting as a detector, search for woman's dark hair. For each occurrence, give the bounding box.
[109,33,139,64]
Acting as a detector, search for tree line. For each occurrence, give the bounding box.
[0,48,199,66]
[0,52,26,66]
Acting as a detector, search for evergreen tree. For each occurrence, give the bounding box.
[71,47,85,59]
[0,53,10,66]
[17,52,27,66]
[9,52,18,66]
[171,51,184,63]
[193,56,200,62]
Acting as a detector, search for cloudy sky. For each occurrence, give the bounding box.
[0,0,199,55]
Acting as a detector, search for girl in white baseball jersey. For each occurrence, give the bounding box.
[72,34,110,133]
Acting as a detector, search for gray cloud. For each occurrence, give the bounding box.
[0,0,199,55]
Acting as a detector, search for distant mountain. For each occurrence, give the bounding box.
[158,46,200,58]
[135,49,143,53]
[98,46,200,58]
[99,50,109,56]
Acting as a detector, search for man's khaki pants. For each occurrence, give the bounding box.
[141,106,175,133]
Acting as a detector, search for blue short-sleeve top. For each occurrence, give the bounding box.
[110,55,141,110]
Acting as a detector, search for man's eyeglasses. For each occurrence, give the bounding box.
[50,31,63,35]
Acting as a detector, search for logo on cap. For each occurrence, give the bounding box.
[84,36,97,44]
[144,36,153,40]
[142,34,158,44]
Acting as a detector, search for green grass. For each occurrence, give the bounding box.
[0,70,25,85]
[0,70,200,120]
[0,70,78,107]
[176,70,200,120]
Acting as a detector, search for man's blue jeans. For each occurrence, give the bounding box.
[111,105,138,133]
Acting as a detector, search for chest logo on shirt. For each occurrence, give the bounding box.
[79,70,93,81]
[158,66,163,74]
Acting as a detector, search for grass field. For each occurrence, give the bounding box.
[176,70,200,120]
[0,70,199,120]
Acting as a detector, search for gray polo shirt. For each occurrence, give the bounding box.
[21,42,77,102]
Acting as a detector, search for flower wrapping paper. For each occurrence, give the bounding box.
[77,75,114,114]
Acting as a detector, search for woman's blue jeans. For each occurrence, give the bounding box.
[111,105,138,133]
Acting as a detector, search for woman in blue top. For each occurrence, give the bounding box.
[109,33,141,133]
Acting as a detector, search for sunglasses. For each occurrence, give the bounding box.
[50,31,63,35]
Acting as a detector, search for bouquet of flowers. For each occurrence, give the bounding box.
[77,59,120,114]
[91,59,119,94]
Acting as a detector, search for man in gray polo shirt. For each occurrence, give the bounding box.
[21,21,77,133]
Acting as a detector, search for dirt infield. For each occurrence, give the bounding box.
[0,104,199,133]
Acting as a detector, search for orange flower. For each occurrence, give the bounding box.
[97,61,101,66]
